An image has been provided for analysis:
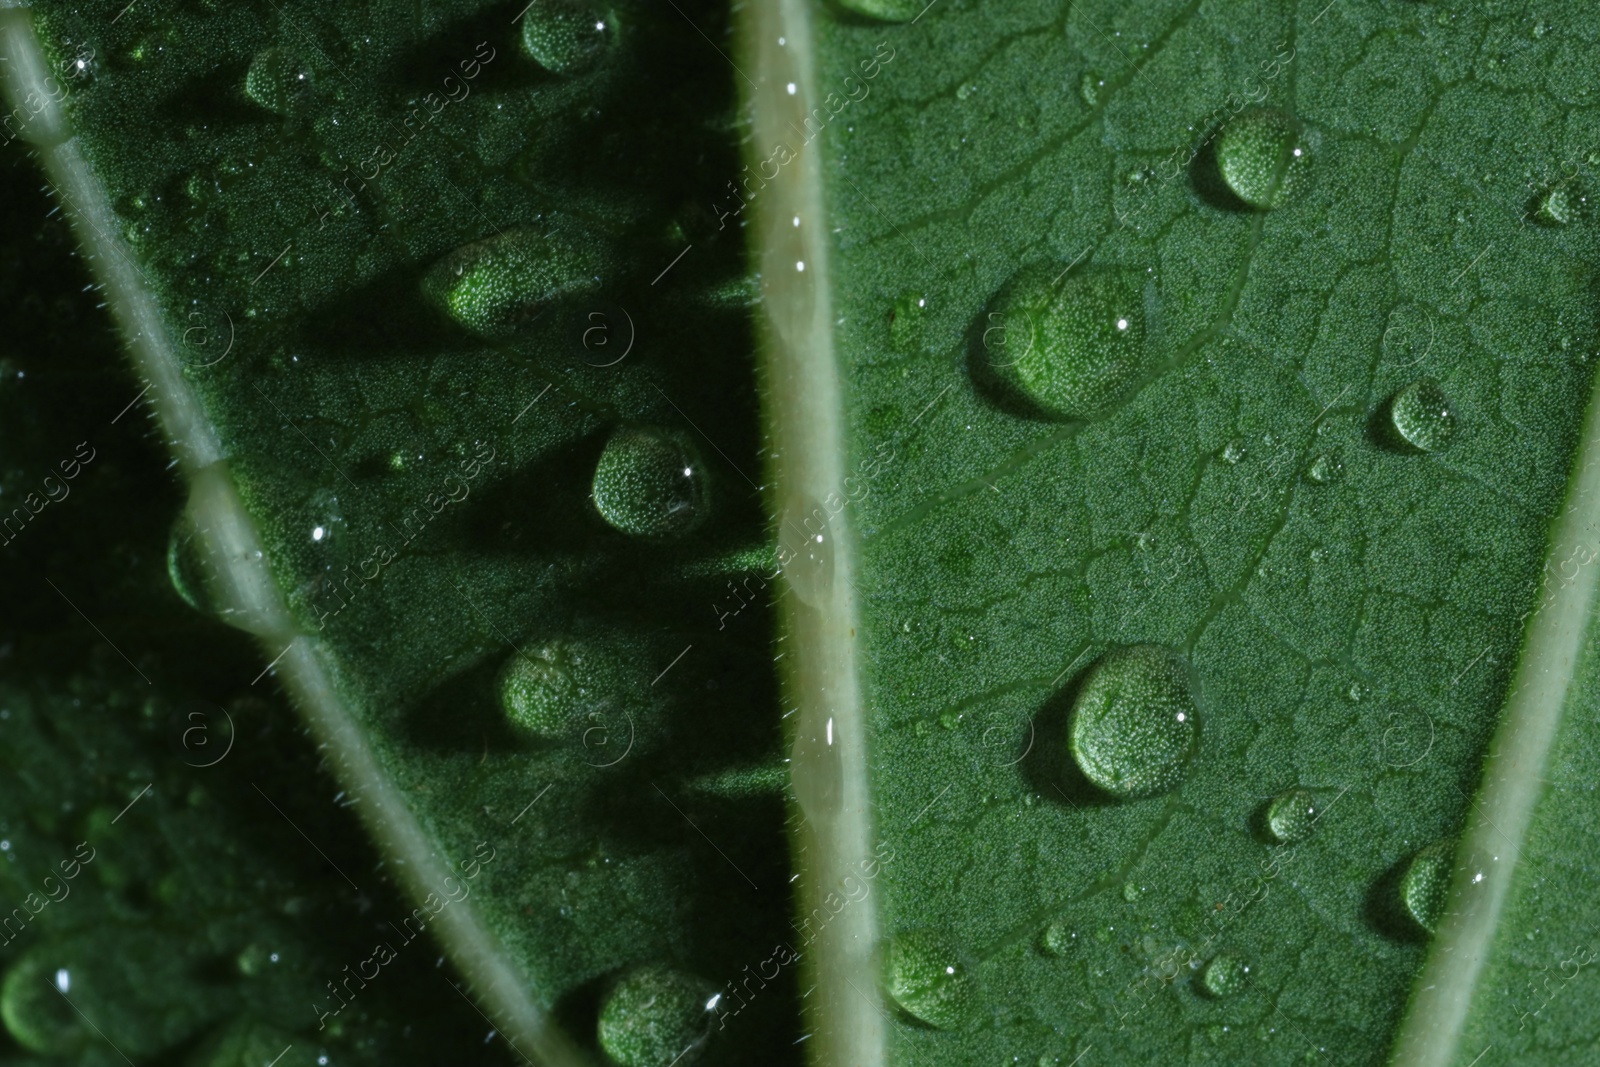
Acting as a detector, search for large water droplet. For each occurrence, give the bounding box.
[592,427,709,539]
[883,931,971,1030]
[776,495,835,607]
[1215,109,1311,209]
[1068,645,1198,799]
[1200,954,1249,997]
[521,0,614,74]
[1389,379,1455,452]
[1401,841,1454,933]
[596,965,716,1067]
[1265,789,1319,844]
[499,636,622,741]
[421,226,606,339]
[980,266,1151,420]
[244,47,314,114]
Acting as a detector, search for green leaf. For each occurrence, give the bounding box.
[4,0,1600,1066]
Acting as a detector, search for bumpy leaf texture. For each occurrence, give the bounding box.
[1,0,1599,1066]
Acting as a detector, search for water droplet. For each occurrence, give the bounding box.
[1306,453,1338,483]
[1200,954,1249,997]
[166,513,215,615]
[1121,881,1141,902]
[1265,789,1319,844]
[883,931,971,1030]
[592,427,709,539]
[1215,109,1311,209]
[499,637,620,740]
[1040,921,1074,957]
[1389,379,1456,452]
[521,0,614,74]
[596,965,716,1067]
[1068,646,1197,798]
[1079,72,1103,106]
[421,227,606,339]
[235,943,276,976]
[980,266,1151,421]
[1401,841,1454,933]
[956,82,976,100]
[832,0,922,21]
[1540,183,1590,225]
[1221,440,1245,464]
[244,47,314,115]
[0,952,85,1054]
[888,292,927,350]
[777,496,835,607]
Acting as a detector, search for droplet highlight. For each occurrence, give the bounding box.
[883,931,970,1030]
[596,965,716,1067]
[980,265,1151,421]
[1389,379,1455,452]
[1214,109,1310,209]
[1068,645,1197,799]
[591,427,709,539]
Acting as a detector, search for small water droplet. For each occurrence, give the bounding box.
[1221,440,1245,464]
[1215,109,1311,209]
[167,513,215,616]
[1536,183,1584,225]
[592,427,709,539]
[956,82,976,100]
[1401,841,1454,934]
[244,47,314,115]
[1200,954,1249,997]
[978,266,1152,421]
[883,931,971,1030]
[1079,71,1103,106]
[888,292,927,350]
[521,0,614,74]
[596,965,716,1067]
[1068,645,1198,799]
[1389,379,1456,452]
[1306,453,1338,483]
[1265,789,1319,844]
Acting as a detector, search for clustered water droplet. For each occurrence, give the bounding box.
[882,931,971,1030]
[596,964,717,1067]
[591,426,709,539]
[981,265,1151,421]
[1068,645,1198,799]
[1214,109,1311,209]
